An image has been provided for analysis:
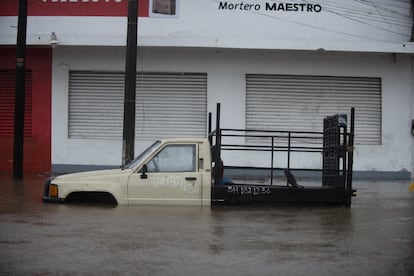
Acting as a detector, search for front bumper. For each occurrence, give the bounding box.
[42,177,62,203]
[42,196,62,203]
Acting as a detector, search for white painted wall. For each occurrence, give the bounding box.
[1,0,414,53]
[52,46,413,175]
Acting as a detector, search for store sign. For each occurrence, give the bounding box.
[218,1,322,12]
[0,0,178,17]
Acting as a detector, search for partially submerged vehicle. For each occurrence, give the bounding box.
[43,103,356,206]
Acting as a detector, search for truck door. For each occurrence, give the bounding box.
[127,143,203,205]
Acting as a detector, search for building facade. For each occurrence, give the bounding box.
[1,0,413,178]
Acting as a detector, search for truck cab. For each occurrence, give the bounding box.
[43,138,212,206]
[126,138,211,205]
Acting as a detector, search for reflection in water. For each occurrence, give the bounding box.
[0,176,413,275]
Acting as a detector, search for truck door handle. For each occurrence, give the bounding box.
[185,177,197,181]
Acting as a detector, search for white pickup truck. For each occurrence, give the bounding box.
[43,138,214,206]
[43,105,356,206]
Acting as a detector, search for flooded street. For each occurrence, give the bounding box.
[1,174,413,275]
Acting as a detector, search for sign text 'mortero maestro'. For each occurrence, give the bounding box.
[218,1,322,12]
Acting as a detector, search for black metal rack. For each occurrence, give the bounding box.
[209,103,355,205]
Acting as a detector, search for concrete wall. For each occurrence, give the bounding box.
[52,46,413,177]
[1,0,413,53]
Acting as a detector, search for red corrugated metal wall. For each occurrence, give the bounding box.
[0,70,32,137]
[0,47,52,174]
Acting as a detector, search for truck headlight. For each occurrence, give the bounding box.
[48,184,58,198]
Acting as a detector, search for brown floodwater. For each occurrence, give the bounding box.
[0,174,413,275]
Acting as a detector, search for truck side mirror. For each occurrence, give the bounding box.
[140,164,148,179]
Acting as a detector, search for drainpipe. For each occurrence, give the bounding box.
[411,58,414,180]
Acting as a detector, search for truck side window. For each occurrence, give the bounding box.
[147,144,196,173]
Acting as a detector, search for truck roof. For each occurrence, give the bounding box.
[159,138,209,144]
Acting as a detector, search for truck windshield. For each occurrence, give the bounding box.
[124,141,161,169]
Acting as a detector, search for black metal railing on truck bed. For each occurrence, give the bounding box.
[208,103,355,192]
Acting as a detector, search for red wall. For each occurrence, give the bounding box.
[0,47,52,174]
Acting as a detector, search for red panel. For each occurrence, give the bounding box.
[0,48,52,174]
[0,0,149,17]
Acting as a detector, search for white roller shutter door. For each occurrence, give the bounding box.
[69,71,207,140]
[246,74,382,145]
[135,73,207,139]
[69,72,124,139]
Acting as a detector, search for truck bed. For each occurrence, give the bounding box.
[212,183,355,206]
[209,103,356,206]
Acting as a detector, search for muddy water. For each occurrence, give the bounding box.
[0,174,413,275]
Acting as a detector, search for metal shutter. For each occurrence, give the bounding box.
[246,74,382,145]
[69,72,124,139]
[0,70,32,137]
[69,71,207,140]
[135,72,207,139]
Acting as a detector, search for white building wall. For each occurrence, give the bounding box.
[52,46,413,176]
[1,0,413,53]
[1,0,412,176]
